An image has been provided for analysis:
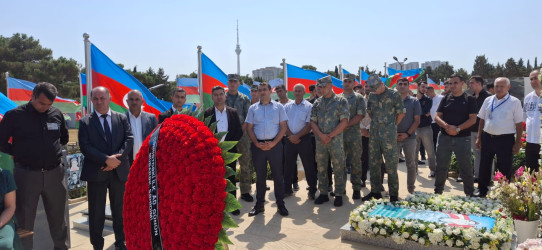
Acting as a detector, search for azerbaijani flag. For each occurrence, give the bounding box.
[0,91,16,122]
[427,78,443,90]
[176,78,200,104]
[385,73,403,89]
[7,76,81,113]
[286,64,343,98]
[90,44,167,117]
[387,67,425,84]
[200,53,227,109]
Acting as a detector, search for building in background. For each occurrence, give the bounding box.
[252,67,282,81]
[389,62,420,70]
[421,61,447,69]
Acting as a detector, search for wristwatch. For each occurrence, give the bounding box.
[456,127,461,133]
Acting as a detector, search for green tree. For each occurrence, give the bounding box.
[527,59,533,73]
[504,58,520,77]
[472,55,494,78]
[492,63,505,77]
[127,67,172,101]
[431,62,455,82]
[240,75,253,85]
[253,76,264,83]
[517,58,527,76]
[0,33,80,98]
[535,57,538,69]
[301,65,317,71]
[455,68,470,82]
[334,66,339,77]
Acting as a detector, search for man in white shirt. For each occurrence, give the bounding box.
[283,84,317,199]
[523,69,542,170]
[426,86,444,156]
[475,77,524,197]
[125,90,158,165]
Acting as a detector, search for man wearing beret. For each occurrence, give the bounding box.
[311,76,350,207]
[225,74,254,203]
[361,75,405,202]
[338,74,366,200]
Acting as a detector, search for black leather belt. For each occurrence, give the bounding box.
[257,138,276,143]
[484,132,514,138]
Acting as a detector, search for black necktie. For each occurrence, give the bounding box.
[101,114,113,151]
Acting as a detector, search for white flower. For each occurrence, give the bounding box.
[418,238,425,245]
[376,218,384,225]
[428,223,436,229]
[379,228,386,235]
[452,228,461,235]
[482,243,490,249]
[385,219,392,227]
[401,232,409,238]
[445,227,452,235]
[446,239,454,247]
[395,221,402,227]
[372,227,379,234]
[456,240,463,247]
[419,224,426,230]
[411,234,418,241]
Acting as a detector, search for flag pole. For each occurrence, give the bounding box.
[282,58,287,91]
[358,66,362,86]
[5,72,9,98]
[197,46,203,107]
[83,33,93,113]
[339,64,343,80]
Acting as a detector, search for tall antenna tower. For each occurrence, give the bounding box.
[235,20,241,76]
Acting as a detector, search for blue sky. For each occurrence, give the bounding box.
[1,0,540,79]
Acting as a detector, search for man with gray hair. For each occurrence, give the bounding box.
[283,84,317,199]
[125,90,158,165]
[476,77,523,197]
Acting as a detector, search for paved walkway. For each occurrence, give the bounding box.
[64,161,466,250]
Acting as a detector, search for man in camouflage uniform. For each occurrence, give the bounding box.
[338,74,366,200]
[311,76,350,207]
[361,75,405,202]
[225,74,254,202]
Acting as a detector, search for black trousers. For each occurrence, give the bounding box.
[525,142,541,171]
[251,141,285,208]
[87,172,126,250]
[478,132,515,195]
[227,146,238,197]
[431,123,440,151]
[284,135,317,193]
[361,136,369,182]
[13,165,69,250]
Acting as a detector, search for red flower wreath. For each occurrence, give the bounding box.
[123,114,241,249]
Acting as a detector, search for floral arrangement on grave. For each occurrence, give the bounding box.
[123,109,242,250]
[349,192,513,249]
[489,166,542,221]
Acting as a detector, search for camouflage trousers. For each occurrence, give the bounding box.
[369,124,399,196]
[237,132,253,194]
[343,128,363,191]
[315,134,346,195]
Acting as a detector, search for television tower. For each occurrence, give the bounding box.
[235,20,241,76]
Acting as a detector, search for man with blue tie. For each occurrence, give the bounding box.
[79,87,133,250]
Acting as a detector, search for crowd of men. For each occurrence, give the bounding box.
[0,69,539,249]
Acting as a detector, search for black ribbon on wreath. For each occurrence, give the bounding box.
[148,125,163,250]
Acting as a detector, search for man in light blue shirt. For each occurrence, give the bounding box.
[283,84,317,200]
[245,82,289,217]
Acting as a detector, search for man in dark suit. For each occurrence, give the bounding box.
[125,90,158,165]
[204,86,243,215]
[158,88,187,123]
[79,87,133,250]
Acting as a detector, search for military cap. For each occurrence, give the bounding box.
[250,84,259,91]
[366,74,383,87]
[316,76,332,87]
[227,74,241,81]
[344,74,357,81]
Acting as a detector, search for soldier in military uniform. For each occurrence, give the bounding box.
[361,75,405,202]
[311,76,350,207]
[338,74,366,200]
[225,74,254,202]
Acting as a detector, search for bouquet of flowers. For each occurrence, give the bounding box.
[489,166,542,221]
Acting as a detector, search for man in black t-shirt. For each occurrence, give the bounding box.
[434,74,477,196]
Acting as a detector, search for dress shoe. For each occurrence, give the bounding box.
[399,158,405,163]
[308,191,316,200]
[361,192,382,202]
[474,178,478,183]
[456,177,463,182]
[277,206,289,216]
[352,190,361,200]
[266,185,271,190]
[429,171,435,177]
[314,194,330,204]
[334,196,343,207]
[248,206,265,217]
[390,196,399,202]
[231,209,240,216]
[361,180,366,188]
[241,193,254,202]
[115,244,127,250]
[293,183,300,191]
[418,161,425,165]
